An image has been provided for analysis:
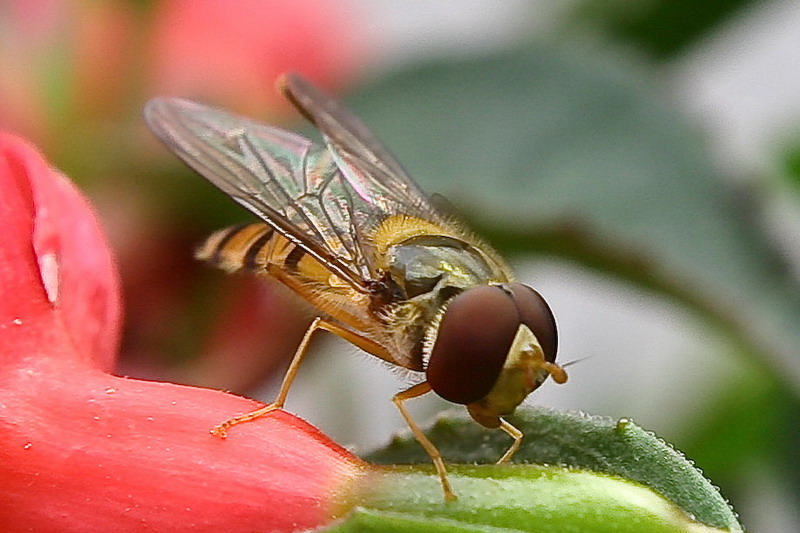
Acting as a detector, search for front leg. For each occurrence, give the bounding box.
[392,382,456,501]
[496,418,523,464]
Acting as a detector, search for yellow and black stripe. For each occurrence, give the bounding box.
[196,222,325,280]
[196,223,373,331]
[196,223,279,274]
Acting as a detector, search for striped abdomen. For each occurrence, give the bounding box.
[196,223,372,331]
[196,223,307,276]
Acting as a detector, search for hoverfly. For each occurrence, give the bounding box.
[144,74,567,501]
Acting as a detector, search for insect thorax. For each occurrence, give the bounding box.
[378,234,506,366]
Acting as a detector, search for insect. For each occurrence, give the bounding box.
[144,74,567,501]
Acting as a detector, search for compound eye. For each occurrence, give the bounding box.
[504,283,558,363]
[426,285,519,404]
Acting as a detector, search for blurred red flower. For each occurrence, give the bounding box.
[0,1,139,142]
[0,133,365,532]
[148,0,364,117]
[1,0,364,144]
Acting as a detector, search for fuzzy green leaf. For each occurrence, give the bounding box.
[364,407,741,532]
[329,464,729,532]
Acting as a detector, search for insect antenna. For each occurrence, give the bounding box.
[560,354,595,369]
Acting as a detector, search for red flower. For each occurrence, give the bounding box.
[0,133,365,532]
[148,0,365,117]
[0,1,364,148]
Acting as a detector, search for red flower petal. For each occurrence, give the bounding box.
[1,363,364,532]
[0,133,52,326]
[0,134,366,531]
[0,132,121,371]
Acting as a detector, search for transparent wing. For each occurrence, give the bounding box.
[144,84,447,292]
[281,73,417,189]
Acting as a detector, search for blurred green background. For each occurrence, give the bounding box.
[2,1,799,531]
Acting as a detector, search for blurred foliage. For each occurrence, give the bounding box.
[680,366,796,502]
[573,0,756,58]
[785,143,800,191]
[346,46,800,395]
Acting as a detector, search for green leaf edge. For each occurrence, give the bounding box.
[326,464,731,533]
[363,407,742,531]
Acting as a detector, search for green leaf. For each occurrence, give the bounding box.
[345,46,800,396]
[330,465,729,532]
[570,0,756,58]
[783,142,800,192]
[364,407,741,532]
